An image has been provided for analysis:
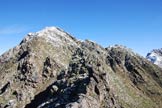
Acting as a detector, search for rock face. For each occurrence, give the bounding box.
[0,27,162,108]
[146,48,162,68]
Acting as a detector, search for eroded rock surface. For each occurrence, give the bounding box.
[0,27,162,108]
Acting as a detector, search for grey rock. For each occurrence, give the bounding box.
[0,27,162,108]
[146,48,162,68]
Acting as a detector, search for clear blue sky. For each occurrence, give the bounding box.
[0,0,162,56]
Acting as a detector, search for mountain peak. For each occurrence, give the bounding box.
[26,27,63,37]
[1,27,162,108]
[20,27,77,47]
[146,48,162,68]
[37,26,64,36]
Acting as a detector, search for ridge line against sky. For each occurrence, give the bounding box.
[0,0,162,56]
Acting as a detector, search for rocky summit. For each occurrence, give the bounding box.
[146,48,162,68]
[0,27,162,108]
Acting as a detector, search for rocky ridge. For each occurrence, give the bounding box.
[0,27,162,108]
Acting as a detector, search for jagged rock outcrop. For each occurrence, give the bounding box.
[146,48,162,68]
[0,27,162,108]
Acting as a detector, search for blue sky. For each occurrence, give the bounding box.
[0,0,162,56]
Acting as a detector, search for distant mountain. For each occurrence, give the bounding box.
[146,48,162,68]
[0,27,162,108]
